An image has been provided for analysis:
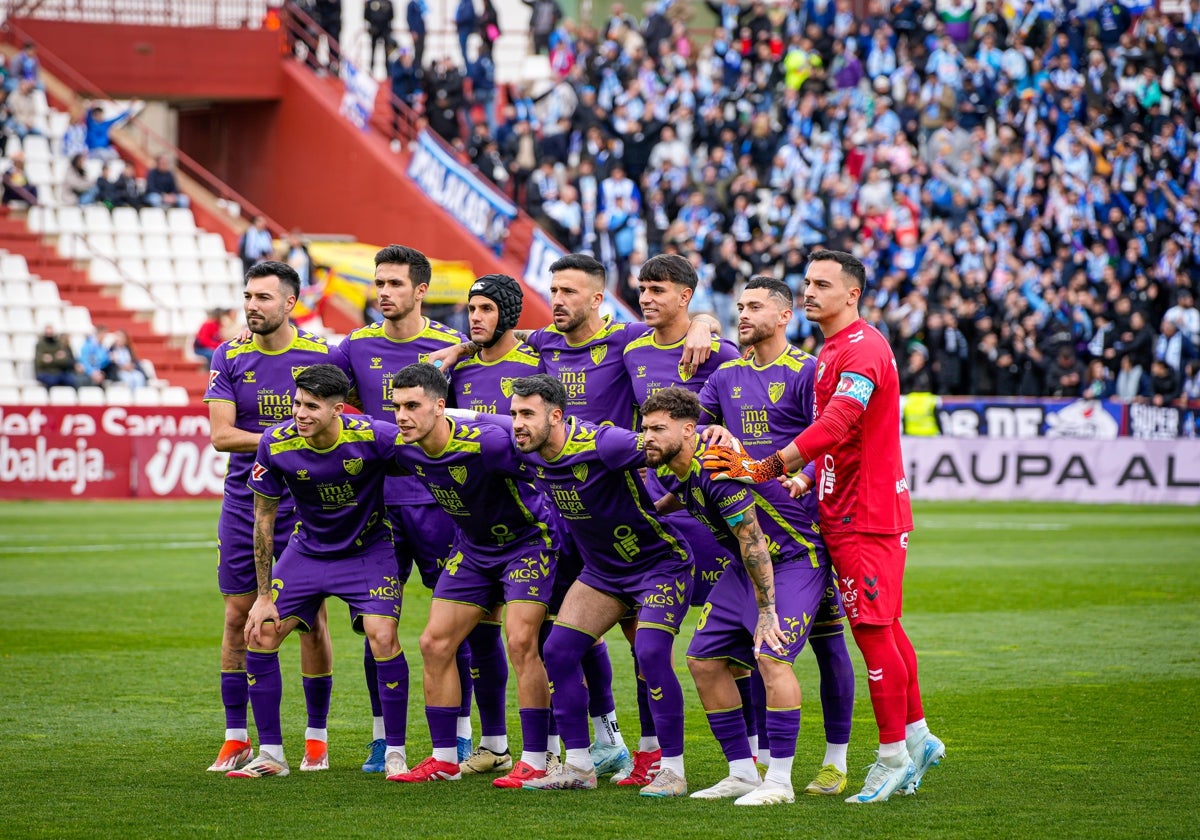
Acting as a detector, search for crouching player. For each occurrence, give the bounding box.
[642,388,829,806]
[231,364,410,779]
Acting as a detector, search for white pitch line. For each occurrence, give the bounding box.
[0,540,218,554]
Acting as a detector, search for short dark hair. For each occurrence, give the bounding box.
[549,253,607,285]
[246,260,301,299]
[641,387,701,423]
[294,363,350,401]
[391,362,449,400]
[638,253,698,291]
[511,374,567,410]
[745,275,793,308]
[375,244,432,288]
[808,249,867,291]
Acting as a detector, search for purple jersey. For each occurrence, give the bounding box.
[249,415,399,556]
[623,331,741,404]
[698,345,820,527]
[333,318,466,504]
[654,441,825,569]
[516,417,690,578]
[393,417,554,554]
[203,328,333,510]
[698,345,817,454]
[449,342,541,416]
[527,317,651,430]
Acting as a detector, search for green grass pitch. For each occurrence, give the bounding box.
[1,500,1197,839]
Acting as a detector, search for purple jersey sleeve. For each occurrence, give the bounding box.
[249,435,286,499]
[594,424,646,472]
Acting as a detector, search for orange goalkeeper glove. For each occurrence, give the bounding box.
[700,446,786,483]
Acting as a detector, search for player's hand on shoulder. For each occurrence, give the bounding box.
[699,424,739,449]
[426,342,469,371]
[681,318,716,371]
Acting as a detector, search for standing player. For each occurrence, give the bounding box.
[702,250,945,803]
[332,244,475,773]
[698,275,857,796]
[618,253,749,783]
[231,365,408,779]
[446,274,540,774]
[204,261,337,774]
[508,374,693,798]
[642,387,830,806]
[387,363,554,789]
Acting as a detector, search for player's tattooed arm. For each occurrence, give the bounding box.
[513,329,531,343]
[252,493,280,597]
[681,316,718,371]
[247,493,282,643]
[732,506,787,656]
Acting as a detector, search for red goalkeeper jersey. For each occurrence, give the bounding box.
[797,318,913,535]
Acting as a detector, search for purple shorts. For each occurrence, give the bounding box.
[687,558,828,668]
[433,536,556,612]
[577,553,694,635]
[664,510,736,608]
[216,502,299,596]
[811,562,847,637]
[387,502,457,590]
[271,539,402,634]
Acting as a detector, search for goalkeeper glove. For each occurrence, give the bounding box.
[700,446,786,483]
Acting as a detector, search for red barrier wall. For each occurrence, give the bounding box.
[0,406,226,499]
[9,19,284,100]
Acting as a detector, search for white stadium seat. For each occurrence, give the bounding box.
[77,386,106,405]
[0,385,21,403]
[57,206,85,236]
[111,206,140,232]
[83,205,114,235]
[20,386,49,404]
[4,281,34,306]
[133,387,163,406]
[161,385,190,406]
[167,207,196,232]
[48,385,78,405]
[31,281,62,306]
[0,360,17,384]
[104,383,133,405]
[139,207,169,234]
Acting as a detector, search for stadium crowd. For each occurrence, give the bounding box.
[378,0,1200,404]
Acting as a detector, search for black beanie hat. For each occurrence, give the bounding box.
[468,273,523,347]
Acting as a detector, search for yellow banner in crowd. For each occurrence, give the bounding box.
[294,242,476,320]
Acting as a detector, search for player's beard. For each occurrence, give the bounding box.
[515,416,551,453]
[644,439,682,468]
[555,305,588,335]
[385,300,415,323]
[738,320,774,348]
[247,306,287,335]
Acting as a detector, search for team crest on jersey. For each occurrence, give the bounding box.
[691,486,705,507]
[450,465,468,485]
[572,463,589,482]
[370,357,383,369]
[290,366,307,380]
[590,344,607,365]
[769,382,785,403]
[243,370,257,383]
[816,361,826,382]
[343,457,363,476]
[296,469,309,480]
[500,377,515,398]
[732,386,742,399]
[676,360,693,382]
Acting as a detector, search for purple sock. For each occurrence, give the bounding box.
[221,670,248,730]
[734,673,755,745]
[542,624,595,750]
[426,704,459,750]
[375,652,410,746]
[810,631,855,745]
[539,622,559,739]
[302,673,332,729]
[518,707,551,755]
[364,637,382,718]
[633,628,683,758]
[468,622,508,737]
[582,641,616,717]
[706,707,753,762]
[245,651,283,746]
[765,708,801,759]
[455,642,474,718]
[750,669,770,754]
[634,637,656,738]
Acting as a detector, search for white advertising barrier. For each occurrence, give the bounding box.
[903,436,1200,505]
